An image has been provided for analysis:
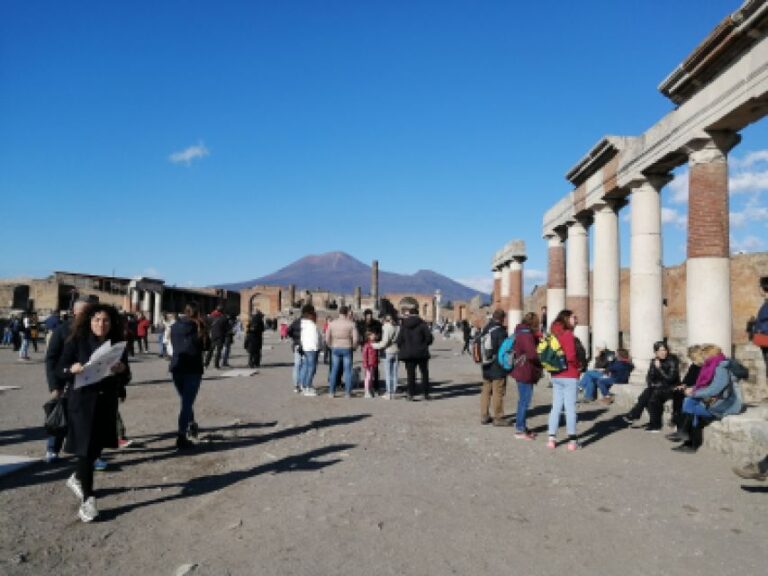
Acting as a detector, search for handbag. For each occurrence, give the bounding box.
[753,332,768,348]
[44,397,68,435]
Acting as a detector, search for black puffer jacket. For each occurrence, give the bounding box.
[396,315,433,361]
[480,320,508,381]
[646,354,681,390]
[170,317,206,375]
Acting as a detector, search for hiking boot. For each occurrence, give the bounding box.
[78,497,99,523]
[66,473,84,500]
[732,462,767,481]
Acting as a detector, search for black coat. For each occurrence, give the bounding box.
[646,354,680,391]
[56,334,130,457]
[170,318,206,375]
[396,315,433,361]
[245,314,265,352]
[480,320,509,381]
[45,319,72,392]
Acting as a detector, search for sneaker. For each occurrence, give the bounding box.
[732,463,767,481]
[599,397,614,406]
[492,419,511,427]
[187,421,199,439]
[303,388,317,397]
[514,431,535,440]
[66,473,84,500]
[118,438,133,449]
[44,451,59,463]
[93,458,108,471]
[294,386,302,394]
[364,392,374,399]
[645,427,661,434]
[546,437,556,449]
[621,415,634,425]
[78,496,99,523]
[567,440,581,452]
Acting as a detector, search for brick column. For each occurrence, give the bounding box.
[507,257,525,333]
[630,174,670,377]
[592,202,620,356]
[371,260,379,311]
[566,218,591,348]
[545,231,566,330]
[686,132,740,353]
[492,267,502,310]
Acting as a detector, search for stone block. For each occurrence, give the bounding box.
[704,406,768,464]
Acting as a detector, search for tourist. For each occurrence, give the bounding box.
[578,347,615,403]
[358,309,382,394]
[18,314,33,360]
[44,300,87,462]
[362,331,379,398]
[668,345,703,439]
[57,303,130,523]
[1,319,12,347]
[546,309,581,450]
[136,312,151,353]
[511,312,543,439]
[754,275,768,370]
[298,305,321,396]
[478,309,509,426]
[461,320,472,355]
[244,310,266,368]
[671,353,743,453]
[286,314,304,393]
[204,305,229,369]
[169,302,209,450]
[29,313,40,352]
[580,348,634,405]
[396,306,434,401]
[373,314,399,399]
[623,341,680,432]
[220,314,237,367]
[326,306,359,398]
[124,313,137,357]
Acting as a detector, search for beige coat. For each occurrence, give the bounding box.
[326,317,358,349]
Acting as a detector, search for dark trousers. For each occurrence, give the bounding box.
[137,335,149,353]
[628,387,672,429]
[172,373,202,436]
[404,359,430,398]
[248,350,261,368]
[204,339,224,368]
[671,388,685,427]
[75,445,103,500]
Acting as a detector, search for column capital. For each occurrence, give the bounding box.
[684,130,741,165]
[627,172,674,191]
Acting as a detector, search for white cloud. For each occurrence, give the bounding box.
[731,150,768,169]
[457,276,493,294]
[730,169,768,193]
[668,174,688,204]
[661,206,687,228]
[169,142,210,165]
[524,269,547,282]
[731,235,765,253]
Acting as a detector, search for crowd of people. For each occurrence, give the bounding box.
[2,274,765,524]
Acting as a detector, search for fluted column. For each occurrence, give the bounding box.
[545,231,566,330]
[630,175,669,375]
[685,132,740,354]
[566,218,591,348]
[507,257,525,333]
[592,202,620,356]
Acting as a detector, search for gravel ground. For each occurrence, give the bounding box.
[1,331,766,576]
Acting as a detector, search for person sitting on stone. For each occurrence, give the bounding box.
[671,353,744,453]
[578,346,615,403]
[667,344,703,439]
[623,341,680,432]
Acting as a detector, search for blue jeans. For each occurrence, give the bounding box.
[548,377,578,437]
[19,337,30,358]
[172,373,202,435]
[384,352,399,395]
[300,351,318,390]
[293,349,304,388]
[682,396,713,427]
[516,382,534,432]
[328,348,353,395]
[580,370,615,399]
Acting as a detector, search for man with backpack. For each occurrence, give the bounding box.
[478,309,510,426]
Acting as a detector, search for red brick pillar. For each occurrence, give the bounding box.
[546,230,566,330]
[685,132,740,353]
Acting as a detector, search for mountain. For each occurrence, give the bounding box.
[217,251,488,303]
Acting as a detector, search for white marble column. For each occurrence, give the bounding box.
[153,291,163,326]
[142,290,152,314]
[545,232,566,330]
[685,132,740,354]
[507,258,524,333]
[592,202,620,356]
[566,218,591,348]
[630,175,669,376]
[130,288,139,313]
[499,260,511,317]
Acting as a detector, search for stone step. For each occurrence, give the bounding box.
[611,383,768,463]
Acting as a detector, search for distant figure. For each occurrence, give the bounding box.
[136,312,151,353]
[396,306,434,401]
[205,306,230,369]
[245,311,266,368]
[373,314,400,399]
[511,312,543,439]
[461,321,472,355]
[546,309,581,450]
[326,306,359,397]
[478,310,509,426]
[298,305,321,396]
[362,332,379,398]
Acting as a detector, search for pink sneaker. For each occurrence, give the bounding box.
[546,437,556,449]
[567,440,581,452]
[515,431,535,441]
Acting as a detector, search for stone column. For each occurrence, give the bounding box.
[153,291,163,326]
[354,287,362,310]
[288,284,296,308]
[434,290,441,324]
[371,260,379,311]
[492,267,502,310]
[141,290,152,314]
[686,132,740,354]
[507,257,525,333]
[546,231,566,330]
[592,202,620,356]
[565,218,591,348]
[130,288,139,313]
[499,259,511,319]
[630,175,670,376]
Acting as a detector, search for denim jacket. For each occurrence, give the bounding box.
[691,360,742,418]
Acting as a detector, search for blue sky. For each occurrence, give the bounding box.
[1,0,766,294]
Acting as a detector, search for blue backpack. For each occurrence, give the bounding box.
[497,334,516,371]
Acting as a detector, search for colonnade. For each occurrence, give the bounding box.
[492,240,526,334]
[127,281,164,326]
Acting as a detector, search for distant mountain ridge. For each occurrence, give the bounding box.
[217,251,488,303]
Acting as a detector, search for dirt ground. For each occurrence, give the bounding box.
[1,331,767,576]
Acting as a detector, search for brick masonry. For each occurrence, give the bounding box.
[688,161,730,258]
[547,245,566,289]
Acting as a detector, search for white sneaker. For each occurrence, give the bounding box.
[364,392,374,399]
[303,388,317,397]
[78,496,99,522]
[66,473,84,500]
[44,451,58,463]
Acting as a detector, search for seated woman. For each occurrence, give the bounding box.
[667,345,702,439]
[623,341,680,432]
[672,355,744,453]
[578,347,614,403]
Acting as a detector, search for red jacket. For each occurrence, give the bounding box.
[362,342,378,369]
[551,321,580,378]
[136,318,151,337]
[511,324,543,384]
